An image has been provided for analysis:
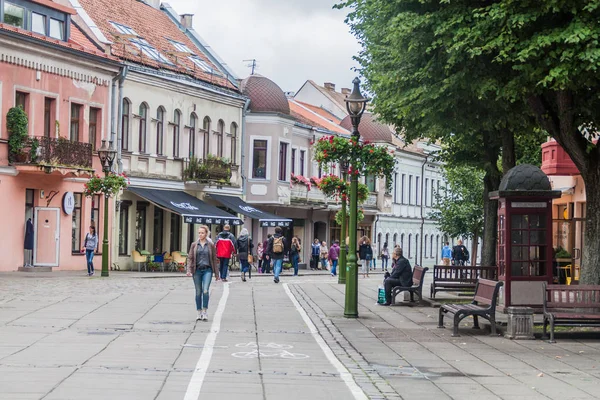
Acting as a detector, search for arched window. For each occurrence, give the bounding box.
[377,232,382,253]
[436,235,440,264]
[202,117,211,158]
[173,110,181,158]
[415,234,419,264]
[400,233,404,250]
[230,122,238,164]
[217,119,225,157]
[189,113,197,158]
[424,235,428,258]
[430,235,434,258]
[121,98,131,151]
[393,233,397,247]
[385,233,390,247]
[138,103,148,153]
[156,107,165,155]
[408,234,412,258]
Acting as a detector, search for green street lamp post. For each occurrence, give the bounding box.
[344,78,368,318]
[97,139,117,277]
[338,159,349,285]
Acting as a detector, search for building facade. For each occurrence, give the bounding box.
[0,0,120,271]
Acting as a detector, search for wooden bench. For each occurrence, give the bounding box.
[438,279,503,337]
[430,265,497,299]
[542,283,600,343]
[391,266,429,305]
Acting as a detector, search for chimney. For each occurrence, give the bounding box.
[324,82,336,91]
[145,0,161,9]
[181,14,194,29]
[341,88,351,95]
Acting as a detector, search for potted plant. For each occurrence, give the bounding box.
[147,261,160,272]
[83,173,129,198]
[7,106,29,163]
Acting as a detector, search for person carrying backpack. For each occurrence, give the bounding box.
[452,239,469,266]
[215,224,237,281]
[267,227,286,283]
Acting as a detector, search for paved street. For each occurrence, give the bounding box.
[1,271,600,400]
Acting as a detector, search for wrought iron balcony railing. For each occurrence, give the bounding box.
[9,136,93,169]
[183,156,233,184]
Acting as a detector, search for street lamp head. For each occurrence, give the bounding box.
[345,77,368,117]
[98,140,109,169]
[106,140,117,166]
[97,139,117,173]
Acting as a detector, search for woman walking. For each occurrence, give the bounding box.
[320,241,329,270]
[237,228,254,282]
[358,236,373,278]
[187,225,219,322]
[311,239,320,270]
[290,237,301,276]
[257,242,264,273]
[81,226,98,276]
[381,242,390,271]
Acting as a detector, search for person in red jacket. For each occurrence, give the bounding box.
[215,224,237,281]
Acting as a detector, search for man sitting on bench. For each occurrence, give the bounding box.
[380,247,412,306]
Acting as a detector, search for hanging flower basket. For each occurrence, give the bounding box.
[84,173,129,197]
[317,174,369,203]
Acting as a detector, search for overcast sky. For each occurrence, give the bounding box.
[166,0,361,93]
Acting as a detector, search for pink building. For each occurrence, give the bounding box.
[0,0,120,271]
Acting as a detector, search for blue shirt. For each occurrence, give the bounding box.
[442,245,452,258]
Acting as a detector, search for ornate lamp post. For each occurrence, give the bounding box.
[97,139,117,277]
[344,78,368,318]
[338,158,349,285]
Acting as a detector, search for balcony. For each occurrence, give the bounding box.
[183,156,233,184]
[9,136,93,173]
[364,193,378,209]
[541,140,580,176]
[290,184,328,204]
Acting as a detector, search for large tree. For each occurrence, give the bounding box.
[338,1,600,283]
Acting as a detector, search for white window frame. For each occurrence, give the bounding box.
[250,135,272,181]
[169,39,192,53]
[110,21,137,36]
[131,38,173,65]
[278,139,292,182]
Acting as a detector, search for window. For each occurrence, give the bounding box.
[252,140,267,179]
[408,175,413,204]
[401,174,406,204]
[393,173,398,203]
[291,148,296,174]
[189,56,222,76]
[70,103,81,142]
[91,195,101,251]
[156,107,164,155]
[71,193,82,253]
[202,117,210,158]
[135,203,147,251]
[4,2,24,28]
[131,38,172,64]
[416,176,421,205]
[431,179,435,207]
[278,142,288,181]
[189,113,197,158]
[230,123,237,164]
[153,208,164,253]
[110,21,138,36]
[49,18,64,40]
[88,108,99,150]
[216,120,224,157]
[173,110,181,158]
[393,233,397,247]
[408,234,412,258]
[424,178,429,206]
[430,235,434,258]
[510,214,547,277]
[366,175,376,192]
[138,103,147,153]
[170,213,181,252]
[15,91,28,111]
[122,99,130,151]
[318,164,323,178]
[119,202,131,255]
[169,39,192,53]
[44,98,54,137]
[300,150,306,176]
[424,235,428,258]
[400,233,404,250]
[32,13,46,35]
[415,234,419,263]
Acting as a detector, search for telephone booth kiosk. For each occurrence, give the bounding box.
[490,164,561,311]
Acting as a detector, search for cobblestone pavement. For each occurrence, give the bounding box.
[1,271,599,400]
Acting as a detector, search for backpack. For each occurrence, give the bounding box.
[272,236,284,254]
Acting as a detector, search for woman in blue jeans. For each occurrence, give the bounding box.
[290,237,301,276]
[81,226,98,276]
[187,225,219,322]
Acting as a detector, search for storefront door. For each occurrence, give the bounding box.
[34,208,60,266]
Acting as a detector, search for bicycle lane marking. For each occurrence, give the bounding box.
[183,282,230,400]
[282,283,368,400]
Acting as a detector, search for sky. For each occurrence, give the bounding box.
[165,0,361,93]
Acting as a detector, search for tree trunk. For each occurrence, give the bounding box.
[579,166,600,284]
[470,226,479,266]
[481,170,501,268]
[501,130,516,173]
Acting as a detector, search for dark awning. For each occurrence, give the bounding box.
[128,187,242,225]
[208,194,292,227]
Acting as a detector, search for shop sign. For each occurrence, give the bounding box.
[62,192,75,215]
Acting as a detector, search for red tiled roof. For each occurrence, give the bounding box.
[241,75,290,114]
[289,100,349,135]
[77,0,237,91]
[340,113,395,143]
[296,101,341,124]
[31,0,76,15]
[0,22,112,59]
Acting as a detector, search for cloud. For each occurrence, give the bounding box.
[165,0,360,92]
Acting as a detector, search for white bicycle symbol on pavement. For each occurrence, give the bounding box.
[231,342,309,359]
